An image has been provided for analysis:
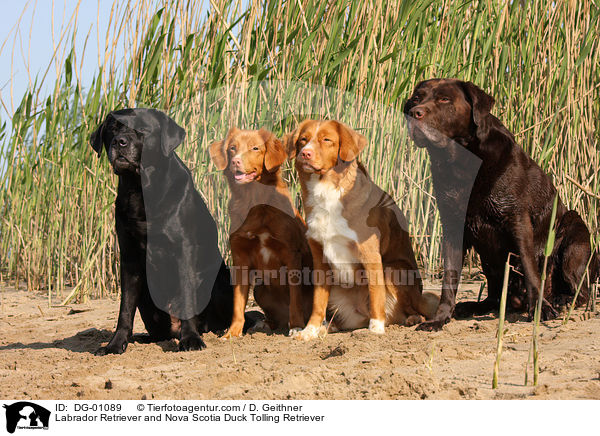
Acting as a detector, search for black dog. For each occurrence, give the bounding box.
[404,79,598,330]
[90,108,233,354]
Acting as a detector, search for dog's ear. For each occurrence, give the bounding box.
[90,119,106,157]
[260,129,287,172]
[209,127,240,170]
[282,131,298,159]
[283,120,311,159]
[336,121,366,162]
[158,112,186,156]
[461,81,495,127]
[209,139,227,170]
[282,128,300,159]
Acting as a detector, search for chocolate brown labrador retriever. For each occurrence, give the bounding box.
[404,79,598,331]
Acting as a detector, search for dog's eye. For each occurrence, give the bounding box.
[299,137,307,143]
[323,138,332,143]
[412,95,421,103]
[252,146,260,151]
[229,146,236,153]
[439,97,450,103]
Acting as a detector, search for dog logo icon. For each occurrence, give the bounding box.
[3,402,50,433]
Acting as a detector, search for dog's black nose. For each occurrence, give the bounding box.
[410,107,425,120]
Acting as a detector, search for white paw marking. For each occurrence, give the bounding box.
[295,324,320,341]
[288,327,303,337]
[368,318,385,334]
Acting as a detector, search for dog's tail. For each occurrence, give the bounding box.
[417,291,440,320]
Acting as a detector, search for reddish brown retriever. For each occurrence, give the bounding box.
[285,120,438,340]
[403,78,599,331]
[210,128,313,337]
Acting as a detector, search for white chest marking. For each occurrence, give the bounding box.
[258,232,272,263]
[305,175,359,276]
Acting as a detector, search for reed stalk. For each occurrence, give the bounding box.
[531,194,559,386]
[0,1,597,303]
[492,253,512,389]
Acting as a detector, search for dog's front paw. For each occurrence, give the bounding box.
[528,301,559,322]
[179,334,206,351]
[454,301,480,319]
[368,318,385,334]
[94,341,128,356]
[221,325,244,340]
[455,299,497,318]
[415,318,448,331]
[294,324,321,341]
[288,327,303,337]
[542,301,559,321]
[247,320,272,335]
[405,314,425,327]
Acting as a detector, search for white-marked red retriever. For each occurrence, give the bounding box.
[210,128,313,337]
[285,120,438,340]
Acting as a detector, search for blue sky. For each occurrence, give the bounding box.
[0,1,121,121]
[0,1,245,125]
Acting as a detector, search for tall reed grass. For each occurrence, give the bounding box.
[0,0,598,302]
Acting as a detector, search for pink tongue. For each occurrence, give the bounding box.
[235,172,255,181]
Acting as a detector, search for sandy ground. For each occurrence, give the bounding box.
[1,281,599,400]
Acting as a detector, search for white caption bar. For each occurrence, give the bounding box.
[0,400,595,435]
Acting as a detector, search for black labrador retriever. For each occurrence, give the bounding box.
[404,79,598,331]
[90,108,233,354]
